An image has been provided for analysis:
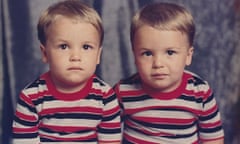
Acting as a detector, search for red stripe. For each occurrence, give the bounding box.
[99,122,121,128]
[202,104,218,116]
[39,107,102,116]
[124,133,158,144]
[103,105,119,116]
[125,105,202,115]
[15,110,37,121]
[13,126,38,133]
[39,123,96,132]
[103,88,115,98]
[199,120,222,128]
[20,93,34,106]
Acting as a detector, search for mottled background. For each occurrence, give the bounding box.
[1,0,240,143]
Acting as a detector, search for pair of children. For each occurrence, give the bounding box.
[12,0,224,143]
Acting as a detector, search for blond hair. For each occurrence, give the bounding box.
[37,0,103,46]
[131,2,195,47]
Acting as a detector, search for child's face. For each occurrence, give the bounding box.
[133,25,193,93]
[40,16,102,93]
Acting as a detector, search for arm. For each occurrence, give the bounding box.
[99,142,121,144]
[202,138,224,144]
[98,142,121,144]
[199,88,224,144]
[98,88,122,143]
[12,92,40,144]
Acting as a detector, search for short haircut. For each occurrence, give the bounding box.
[131,2,195,47]
[37,0,103,46]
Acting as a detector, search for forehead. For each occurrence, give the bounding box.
[47,15,97,33]
[133,25,189,49]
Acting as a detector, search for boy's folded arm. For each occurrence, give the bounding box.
[99,142,121,144]
[202,138,224,144]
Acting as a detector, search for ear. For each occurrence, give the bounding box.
[186,46,194,66]
[96,47,102,64]
[40,44,48,63]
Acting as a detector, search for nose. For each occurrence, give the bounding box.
[70,49,81,62]
[152,55,164,68]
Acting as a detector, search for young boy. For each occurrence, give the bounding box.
[12,1,121,144]
[114,2,224,144]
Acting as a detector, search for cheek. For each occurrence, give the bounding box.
[136,61,149,74]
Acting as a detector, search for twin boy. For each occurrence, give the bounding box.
[12,0,224,144]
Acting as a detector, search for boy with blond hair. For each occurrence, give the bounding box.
[12,1,121,143]
[114,2,224,144]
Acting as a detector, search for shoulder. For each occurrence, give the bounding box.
[114,73,142,92]
[92,75,114,93]
[184,70,210,88]
[21,72,49,96]
[184,70,209,85]
[184,70,213,99]
[119,73,141,84]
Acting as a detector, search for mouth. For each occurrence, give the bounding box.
[151,73,168,79]
[68,67,83,71]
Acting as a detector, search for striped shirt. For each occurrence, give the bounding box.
[114,70,224,144]
[12,72,121,144]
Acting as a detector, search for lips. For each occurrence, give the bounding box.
[68,67,83,71]
[151,73,168,79]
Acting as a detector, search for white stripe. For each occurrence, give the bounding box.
[43,119,99,127]
[23,84,47,95]
[103,99,119,111]
[98,133,122,141]
[36,99,102,110]
[120,83,142,91]
[17,104,38,119]
[204,98,217,111]
[92,81,110,93]
[125,128,198,143]
[12,137,40,144]
[39,129,95,138]
[134,110,195,119]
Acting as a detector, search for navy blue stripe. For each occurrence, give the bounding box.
[14,115,38,126]
[199,109,219,121]
[18,98,37,113]
[178,95,203,103]
[33,95,55,105]
[122,94,151,102]
[102,111,120,121]
[98,127,121,134]
[40,137,97,142]
[200,125,223,133]
[26,79,46,89]
[13,132,38,138]
[203,93,214,106]
[39,113,101,120]
[40,127,92,134]
[103,93,117,104]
